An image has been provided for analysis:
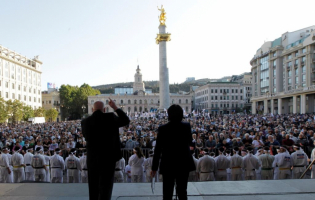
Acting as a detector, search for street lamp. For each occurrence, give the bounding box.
[82,105,86,114]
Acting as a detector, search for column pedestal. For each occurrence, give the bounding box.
[278,98,282,115]
[300,94,306,114]
[293,96,297,114]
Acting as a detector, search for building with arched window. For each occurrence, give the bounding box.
[88,65,193,115]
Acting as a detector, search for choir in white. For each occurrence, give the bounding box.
[0,142,315,183]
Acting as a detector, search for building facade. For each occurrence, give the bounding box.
[0,45,42,109]
[250,26,315,114]
[88,66,193,115]
[42,88,61,122]
[194,82,248,114]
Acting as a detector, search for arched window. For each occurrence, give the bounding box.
[134,107,137,112]
[139,107,142,112]
[140,100,142,104]
[120,100,123,104]
[150,99,154,104]
[128,99,131,104]
[134,100,137,104]
[179,99,181,104]
[186,99,188,104]
[144,99,147,104]
[128,107,131,112]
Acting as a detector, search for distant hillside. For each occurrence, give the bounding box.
[92,80,207,94]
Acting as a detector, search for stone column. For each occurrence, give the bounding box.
[300,94,306,114]
[308,94,314,113]
[252,101,256,114]
[293,96,297,114]
[158,25,170,110]
[264,99,268,114]
[271,99,274,114]
[278,98,282,114]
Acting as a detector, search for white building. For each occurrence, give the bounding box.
[194,82,249,114]
[0,45,42,109]
[250,25,315,114]
[88,65,193,114]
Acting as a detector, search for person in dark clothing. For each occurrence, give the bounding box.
[151,104,195,200]
[81,99,130,200]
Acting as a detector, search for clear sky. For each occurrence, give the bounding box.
[1,0,315,90]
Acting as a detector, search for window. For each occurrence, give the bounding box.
[211,89,213,93]
[240,89,243,93]
[295,76,299,84]
[288,54,292,60]
[12,93,15,99]
[34,89,36,94]
[6,92,8,98]
[49,100,51,104]
[18,94,21,100]
[302,65,306,73]
[34,97,36,102]
[215,89,217,93]
[220,104,222,108]
[226,89,229,93]
[273,79,276,85]
[232,96,234,100]
[273,69,276,76]
[220,96,222,100]
[302,56,306,62]
[211,104,214,108]
[18,85,21,90]
[295,59,299,65]
[215,96,217,100]
[302,74,306,82]
[24,86,26,92]
[220,89,222,93]
[12,83,15,89]
[288,70,292,77]
[240,96,242,100]
[42,101,44,104]
[235,89,238,93]
[295,68,298,76]
[29,88,31,93]
[29,96,31,101]
[38,90,40,95]
[273,52,277,57]
[232,89,234,93]
[295,51,299,57]
[24,95,26,101]
[5,82,8,88]
[227,96,229,100]
[236,96,238,100]
[273,60,276,67]
[186,99,188,104]
[288,78,292,84]
[302,48,306,54]
[134,100,137,104]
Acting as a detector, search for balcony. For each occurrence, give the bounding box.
[53,103,60,106]
[294,63,298,68]
[301,61,305,65]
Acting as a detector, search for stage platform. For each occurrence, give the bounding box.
[0,179,314,200]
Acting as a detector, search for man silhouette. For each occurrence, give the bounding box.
[81,99,130,200]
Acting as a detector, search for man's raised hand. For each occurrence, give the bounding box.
[109,98,118,111]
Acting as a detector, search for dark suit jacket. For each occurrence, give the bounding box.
[81,109,130,163]
[152,121,196,174]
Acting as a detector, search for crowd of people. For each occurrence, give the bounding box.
[0,112,315,183]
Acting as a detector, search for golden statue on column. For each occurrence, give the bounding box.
[158,5,166,25]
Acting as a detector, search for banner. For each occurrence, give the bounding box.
[47,82,55,89]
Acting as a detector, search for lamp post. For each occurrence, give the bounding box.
[82,105,86,119]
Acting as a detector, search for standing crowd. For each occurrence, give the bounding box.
[1,112,315,183]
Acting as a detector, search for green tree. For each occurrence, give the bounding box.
[34,107,46,117]
[60,83,100,120]
[0,97,9,123]
[6,100,24,123]
[22,105,34,121]
[45,108,59,122]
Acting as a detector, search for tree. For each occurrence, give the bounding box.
[45,108,59,122]
[34,107,46,117]
[0,97,9,123]
[5,100,24,123]
[60,83,100,120]
[22,105,34,121]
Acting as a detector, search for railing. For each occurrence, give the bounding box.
[122,148,152,164]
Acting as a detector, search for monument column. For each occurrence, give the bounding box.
[156,5,171,111]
